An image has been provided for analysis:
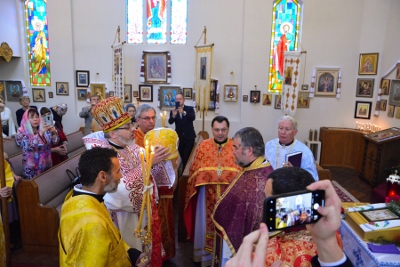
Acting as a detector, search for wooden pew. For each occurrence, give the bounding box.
[177,134,205,242]
[16,152,83,254]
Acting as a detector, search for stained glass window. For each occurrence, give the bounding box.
[127,0,187,44]
[170,0,187,44]
[127,0,144,44]
[146,0,167,44]
[268,0,302,93]
[25,0,51,86]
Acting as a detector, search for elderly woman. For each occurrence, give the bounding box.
[0,97,16,139]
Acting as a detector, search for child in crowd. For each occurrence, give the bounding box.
[15,96,37,127]
[40,107,68,166]
[15,108,59,179]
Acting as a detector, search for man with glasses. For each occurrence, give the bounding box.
[211,127,274,267]
[134,103,176,260]
[168,93,196,171]
[183,116,241,266]
[83,97,169,266]
[264,115,318,181]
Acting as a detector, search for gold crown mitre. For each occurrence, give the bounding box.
[92,97,131,133]
[144,128,179,160]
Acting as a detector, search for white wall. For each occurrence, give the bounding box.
[1,0,399,141]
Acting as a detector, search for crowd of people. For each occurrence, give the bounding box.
[0,93,353,267]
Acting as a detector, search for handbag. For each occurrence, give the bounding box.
[66,167,81,189]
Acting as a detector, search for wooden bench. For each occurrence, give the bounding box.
[177,134,205,241]
[16,152,83,254]
[65,130,85,158]
[3,138,21,158]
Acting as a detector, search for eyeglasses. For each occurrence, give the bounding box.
[139,116,157,121]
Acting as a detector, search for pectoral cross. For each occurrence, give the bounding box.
[216,164,223,177]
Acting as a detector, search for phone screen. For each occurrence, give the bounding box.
[44,115,52,125]
[175,101,180,109]
[263,189,325,231]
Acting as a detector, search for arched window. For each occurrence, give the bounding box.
[127,0,187,44]
[25,0,51,86]
[268,0,302,93]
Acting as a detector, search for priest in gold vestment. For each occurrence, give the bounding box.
[184,116,241,266]
[59,148,147,267]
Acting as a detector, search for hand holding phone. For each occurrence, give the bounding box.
[175,101,180,109]
[263,189,325,231]
[44,115,52,125]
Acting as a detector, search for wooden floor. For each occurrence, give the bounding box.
[10,166,372,266]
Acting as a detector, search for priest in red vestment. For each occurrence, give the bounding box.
[184,116,241,266]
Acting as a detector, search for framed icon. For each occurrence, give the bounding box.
[139,85,153,102]
[224,84,238,102]
[32,88,46,102]
[358,53,378,75]
[144,51,168,84]
[76,70,90,87]
[77,88,87,100]
[56,82,69,95]
[5,81,22,102]
[183,88,193,99]
[354,101,372,119]
[356,78,374,98]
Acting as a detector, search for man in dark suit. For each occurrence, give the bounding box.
[168,93,196,171]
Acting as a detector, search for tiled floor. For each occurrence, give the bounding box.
[10,167,372,266]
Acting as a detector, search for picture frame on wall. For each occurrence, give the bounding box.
[77,88,87,100]
[389,80,400,106]
[358,53,378,75]
[354,101,372,119]
[380,100,387,111]
[160,86,180,110]
[76,70,90,87]
[224,84,239,102]
[48,92,53,98]
[297,92,310,108]
[314,68,339,97]
[139,85,153,102]
[381,79,390,95]
[5,81,22,102]
[144,51,168,83]
[250,91,260,103]
[396,64,400,79]
[32,88,46,102]
[356,78,374,98]
[183,88,192,99]
[387,105,395,118]
[274,94,282,109]
[124,84,132,103]
[56,82,69,95]
[90,83,106,100]
[243,95,248,102]
[262,94,272,106]
[133,91,139,98]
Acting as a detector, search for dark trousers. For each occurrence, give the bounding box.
[178,138,195,172]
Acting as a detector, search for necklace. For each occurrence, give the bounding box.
[275,139,296,169]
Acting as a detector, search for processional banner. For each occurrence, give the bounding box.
[113,44,124,99]
[281,51,302,116]
[195,44,213,117]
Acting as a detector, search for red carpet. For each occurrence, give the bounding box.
[332,180,359,202]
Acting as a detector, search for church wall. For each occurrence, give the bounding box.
[0,0,399,142]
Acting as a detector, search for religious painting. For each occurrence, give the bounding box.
[146,0,167,44]
[200,57,207,80]
[183,88,192,99]
[396,107,400,119]
[358,53,378,75]
[387,105,395,118]
[262,94,272,106]
[360,208,399,222]
[139,85,153,102]
[56,82,69,95]
[48,92,53,98]
[160,86,180,110]
[381,79,390,96]
[274,94,282,109]
[90,83,106,101]
[77,88,87,100]
[32,88,45,102]
[133,91,139,98]
[243,95,248,102]
[389,80,400,107]
[124,84,132,103]
[108,91,115,98]
[354,101,372,119]
[76,70,90,87]
[380,100,387,111]
[284,67,293,85]
[250,91,260,103]
[144,52,168,83]
[5,81,22,102]
[356,78,374,98]
[297,92,310,108]
[224,84,238,102]
[315,68,338,97]
[365,127,400,142]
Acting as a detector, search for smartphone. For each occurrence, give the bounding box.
[262,189,325,231]
[44,115,52,125]
[175,101,180,109]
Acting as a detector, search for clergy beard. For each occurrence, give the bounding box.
[117,134,135,147]
[104,177,119,193]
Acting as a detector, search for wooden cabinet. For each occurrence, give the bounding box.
[319,127,364,172]
[360,127,400,186]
